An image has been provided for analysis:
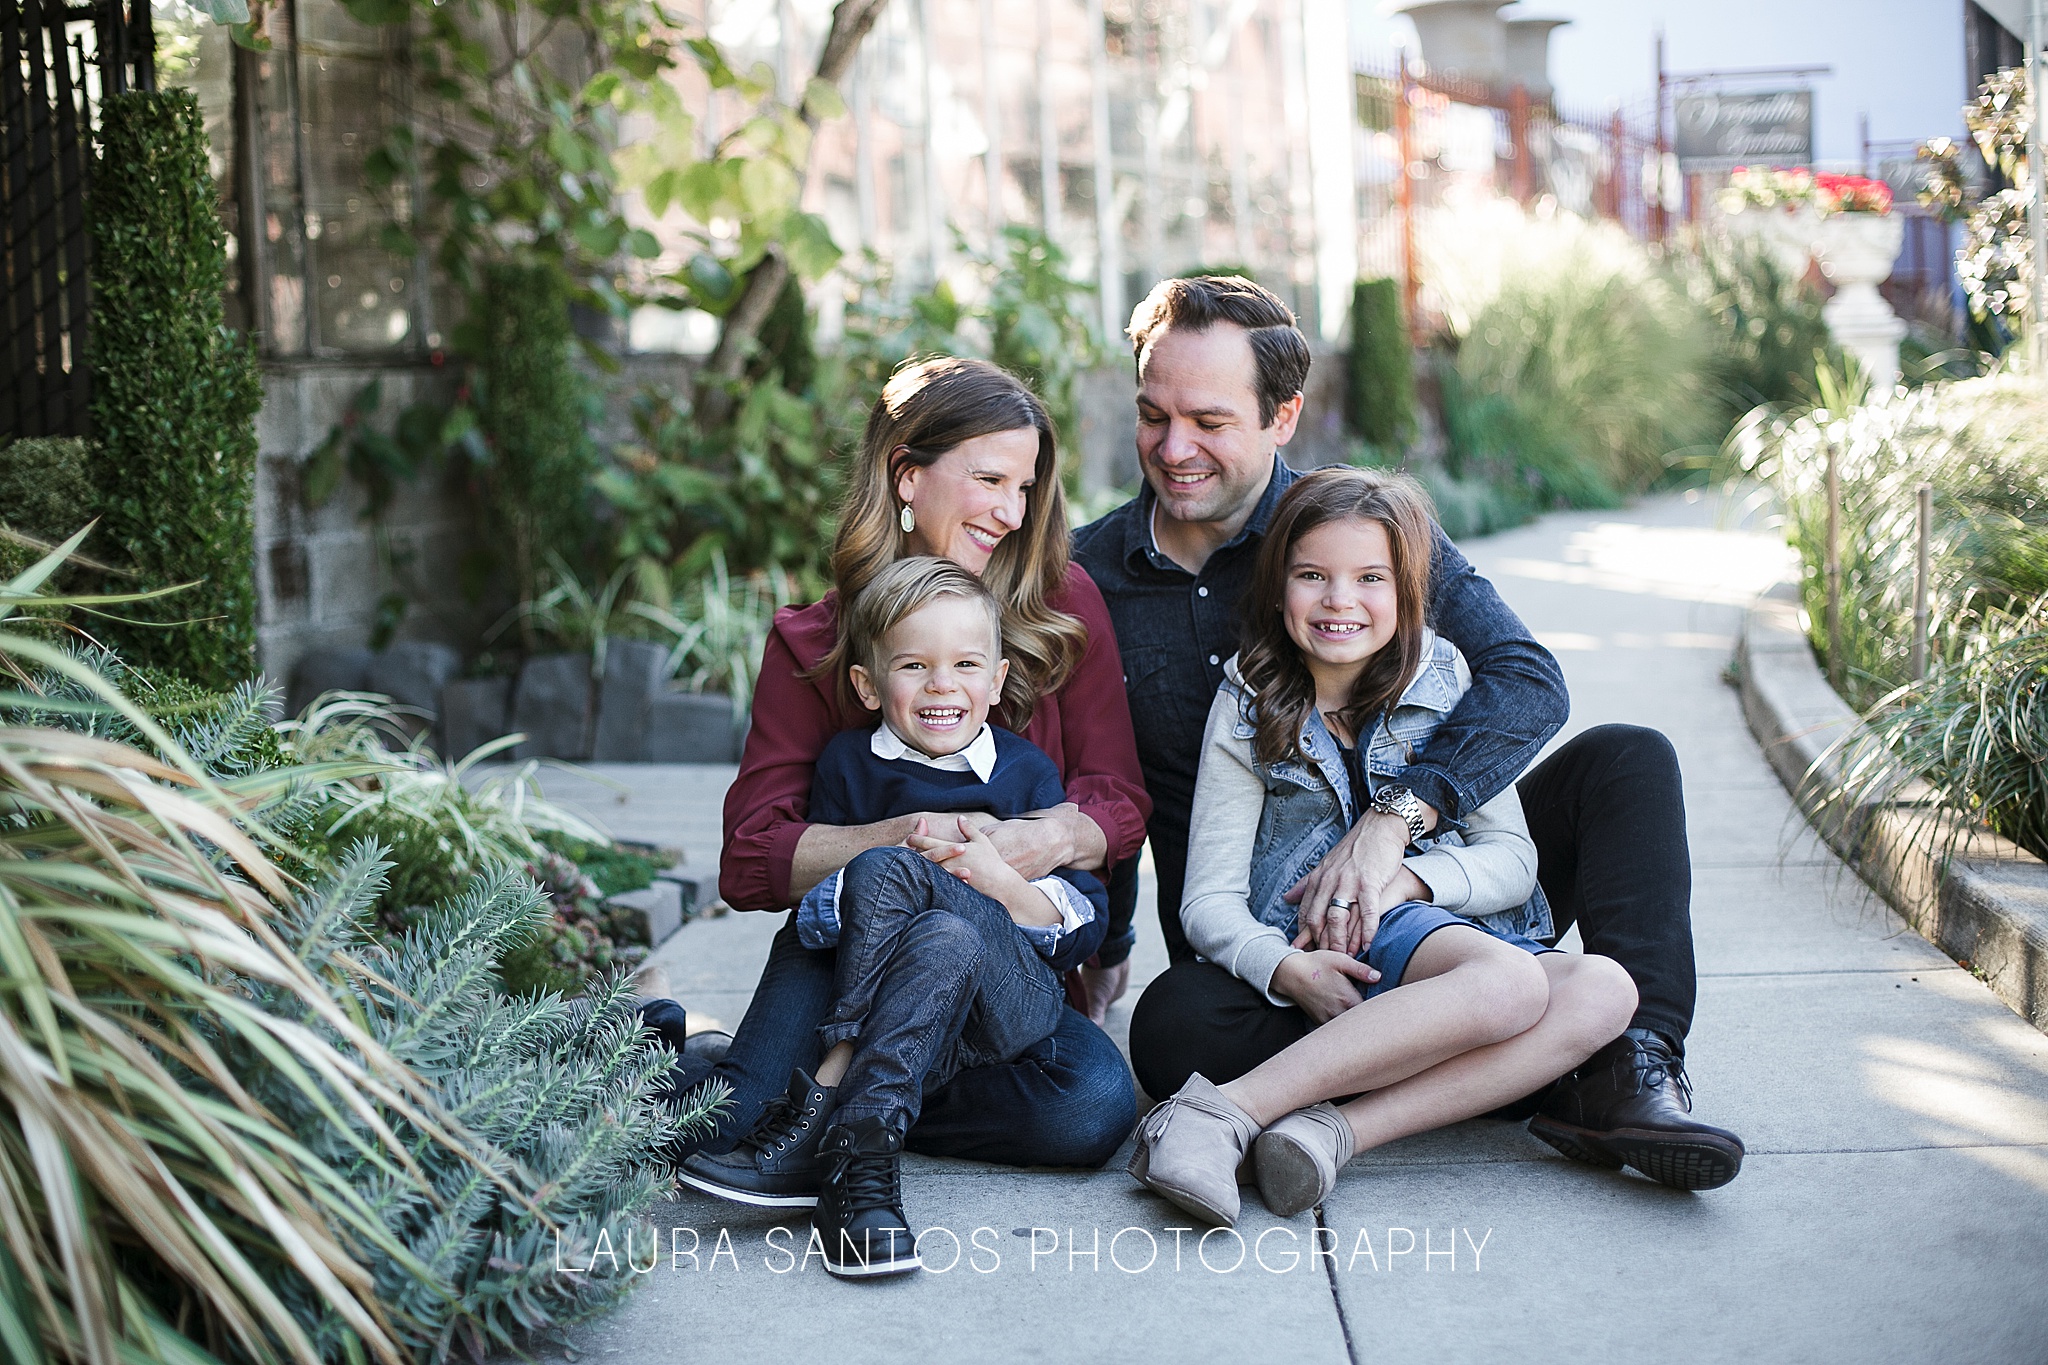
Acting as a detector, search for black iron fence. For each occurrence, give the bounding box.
[2,0,154,442]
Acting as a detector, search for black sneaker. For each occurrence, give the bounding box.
[677,1068,837,1208]
[815,1116,921,1279]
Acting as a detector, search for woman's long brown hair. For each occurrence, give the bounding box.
[1235,468,1439,766]
[816,356,1084,725]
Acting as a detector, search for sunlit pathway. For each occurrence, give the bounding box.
[531,492,2048,1365]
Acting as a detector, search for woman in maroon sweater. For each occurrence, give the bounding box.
[669,358,1149,1191]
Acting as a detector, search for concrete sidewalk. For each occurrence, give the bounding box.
[533,493,2048,1365]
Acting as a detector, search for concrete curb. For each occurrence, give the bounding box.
[1737,580,2048,1032]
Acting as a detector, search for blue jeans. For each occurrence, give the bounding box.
[669,915,1136,1167]
[821,848,1065,1130]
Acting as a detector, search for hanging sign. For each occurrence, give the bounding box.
[1673,90,1814,170]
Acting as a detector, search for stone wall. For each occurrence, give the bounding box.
[253,361,485,688]
[253,353,696,689]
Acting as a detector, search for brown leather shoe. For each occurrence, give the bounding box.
[1530,1029,1744,1191]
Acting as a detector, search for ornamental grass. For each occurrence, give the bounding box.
[0,538,720,1364]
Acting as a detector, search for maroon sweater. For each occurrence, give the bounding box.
[719,563,1152,911]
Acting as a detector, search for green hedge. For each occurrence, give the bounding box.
[1347,277,1414,448]
[89,90,261,688]
[0,437,97,581]
[471,261,596,614]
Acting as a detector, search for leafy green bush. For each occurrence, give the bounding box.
[1347,277,1415,448]
[538,830,673,897]
[88,90,262,689]
[625,549,798,714]
[1729,369,2048,706]
[0,437,98,580]
[1458,249,1721,495]
[495,847,652,996]
[469,261,600,626]
[280,694,611,930]
[979,226,1102,448]
[843,223,1101,479]
[599,328,852,594]
[271,851,704,1359]
[1437,363,1616,511]
[1420,203,1722,502]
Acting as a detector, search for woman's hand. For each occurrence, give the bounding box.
[1271,951,1381,1026]
[908,802,1103,880]
[1294,863,1434,955]
[913,817,1061,926]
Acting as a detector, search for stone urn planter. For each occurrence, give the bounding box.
[1724,204,1820,281]
[1812,212,1907,392]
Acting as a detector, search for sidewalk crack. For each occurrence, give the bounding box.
[1316,1203,1360,1365]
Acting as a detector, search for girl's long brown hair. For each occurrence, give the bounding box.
[817,356,1084,725]
[1236,468,1439,766]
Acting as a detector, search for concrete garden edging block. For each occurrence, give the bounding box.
[510,654,594,760]
[285,638,743,764]
[439,676,511,760]
[1737,580,2048,1031]
[591,640,671,762]
[646,690,741,763]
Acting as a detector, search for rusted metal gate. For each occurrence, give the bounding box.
[2,0,155,441]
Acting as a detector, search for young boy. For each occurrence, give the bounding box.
[677,558,1104,1274]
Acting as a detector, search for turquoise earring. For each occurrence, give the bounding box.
[900,503,915,534]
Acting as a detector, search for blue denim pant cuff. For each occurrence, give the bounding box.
[823,1103,908,1138]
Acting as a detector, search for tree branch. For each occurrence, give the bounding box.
[803,0,890,125]
[695,244,790,429]
[698,0,890,420]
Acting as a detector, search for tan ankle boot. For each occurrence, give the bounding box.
[1253,1102,1354,1217]
[1126,1074,1262,1227]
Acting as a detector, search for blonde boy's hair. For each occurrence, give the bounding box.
[842,556,1006,684]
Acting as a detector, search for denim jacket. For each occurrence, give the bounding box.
[1180,631,1554,1006]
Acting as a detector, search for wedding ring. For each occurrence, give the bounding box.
[1328,897,1357,912]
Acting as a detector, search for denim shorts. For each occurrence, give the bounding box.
[1359,901,1556,1001]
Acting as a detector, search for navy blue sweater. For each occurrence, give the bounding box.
[809,725,1109,973]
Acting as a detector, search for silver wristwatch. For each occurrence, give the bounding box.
[1370,784,1429,845]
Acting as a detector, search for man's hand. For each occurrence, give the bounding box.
[1286,811,1413,955]
[1271,950,1380,1026]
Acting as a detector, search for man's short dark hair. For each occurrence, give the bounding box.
[1126,275,1312,428]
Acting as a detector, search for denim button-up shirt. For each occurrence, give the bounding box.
[1072,457,1569,923]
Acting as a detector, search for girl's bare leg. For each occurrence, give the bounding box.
[1337,953,1638,1155]
[1218,928,1553,1127]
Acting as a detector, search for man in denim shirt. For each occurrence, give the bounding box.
[1072,275,1745,1191]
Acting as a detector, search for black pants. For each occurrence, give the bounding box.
[1129,724,1694,1099]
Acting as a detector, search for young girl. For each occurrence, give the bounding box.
[1127,468,1639,1227]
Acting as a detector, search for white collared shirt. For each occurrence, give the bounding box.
[870,720,1000,783]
